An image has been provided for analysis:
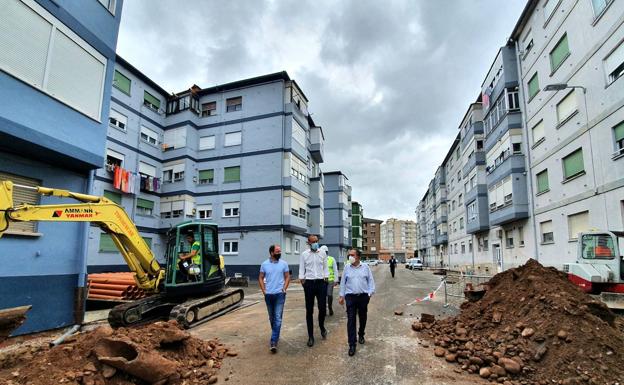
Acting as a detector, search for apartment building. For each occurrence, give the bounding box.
[323,171,352,263]
[362,217,383,260]
[0,0,122,333]
[511,0,624,268]
[90,57,325,277]
[351,201,363,250]
[380,218,417,260]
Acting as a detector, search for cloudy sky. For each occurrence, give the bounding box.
[117,0,527,221]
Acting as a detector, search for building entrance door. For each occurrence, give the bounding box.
[492,244,503,272]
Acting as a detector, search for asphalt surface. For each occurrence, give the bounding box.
[192,264,487,385]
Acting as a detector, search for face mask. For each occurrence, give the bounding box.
[273,253,281,259]
[348,256,355,264]
[310,243,319,251]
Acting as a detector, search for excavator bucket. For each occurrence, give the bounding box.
[0,305,31,342]
[600,292,624,310]
[0,180,13,238]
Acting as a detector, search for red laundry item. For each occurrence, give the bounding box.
[113,166,122,189]
[121,169,129,193]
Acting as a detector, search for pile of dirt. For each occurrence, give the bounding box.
[0,320,237,385]
[412,259,624,385]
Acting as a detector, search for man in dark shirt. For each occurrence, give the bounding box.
[389,255,397,278]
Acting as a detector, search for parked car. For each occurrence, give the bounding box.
[408,259,424,270]
[362,259,379,266]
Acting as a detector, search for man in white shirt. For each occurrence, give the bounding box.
[299,234,329,347]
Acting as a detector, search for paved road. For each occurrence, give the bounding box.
[192,264,486,385]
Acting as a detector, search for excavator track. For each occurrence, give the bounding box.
[108,294,180,328]
[169,288,245,328]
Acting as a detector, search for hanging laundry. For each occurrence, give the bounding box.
[113,166,122,189]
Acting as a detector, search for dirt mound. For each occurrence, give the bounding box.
[414,259,624,384]
[0,321,236,385]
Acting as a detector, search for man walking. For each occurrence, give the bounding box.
[339,248,375,356]
[321,245,339,316]
[299,235,329,347]
[259,244,290,353]
[389,255,397,278]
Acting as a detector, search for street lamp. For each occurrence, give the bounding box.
[543,83,586,94]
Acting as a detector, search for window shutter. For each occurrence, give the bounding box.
[142,237,152,248]
[103,190,121,204]
[567,211,589,239]
[172,201,184,211]
[604,41,624,77]
[0,171,40,234]
[172,163,185,173]
[160,202,172,212]
[113,70,131,94]
[226,97,242,106]
[556,91,577,123]
[106,148,125,164]
[136,198,154,210]
[144,91,161,109]
[99,233,118,252]
[536,170,549,193]
[563,149,584,178]
[199,136,215,150]
[199,169,214,180]
[224,131,242,146]
[138,162,156,177]
[109,109,127,127]
[550,34,570,71]
[614,121,624,142]
[528,73,539,99]
[532,120,545,142]
[224,166,240,182]
[541,220,553,234]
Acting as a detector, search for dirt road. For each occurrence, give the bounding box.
[192,265,487,385]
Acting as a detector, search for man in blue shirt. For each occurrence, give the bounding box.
[259,244,290,353]
[339,248,375,356]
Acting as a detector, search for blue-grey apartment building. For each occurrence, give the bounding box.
[0,0,122,333]
[322,171,352,264]
[89,57,326,277]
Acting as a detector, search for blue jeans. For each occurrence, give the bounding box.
[264,292,286,345]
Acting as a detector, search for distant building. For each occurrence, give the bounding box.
[351,201,363,250]
[362,217,383,260]
[323,171,352,264]
[381,218,417,261]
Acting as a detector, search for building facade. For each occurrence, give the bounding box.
[0,0,122,333]
[89,57,326,277]
[323,171,352,264]
[362,217,383,260]
[351,201,363,250]
[380,218,417,261]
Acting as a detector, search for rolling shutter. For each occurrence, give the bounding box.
[138,162,156,177]
[144,91,160,109]
[536,170,549,193]
[550,34,570,71]
[99,233,117,252]
[563,148,584,179]
[136,198,154,210]
[556,91,577,123]
[142,237,152,248]
[113,70,131,94]
[199,169,214,180]
[528,73,539,99]
[532,120,545,143]
[0,171,40,234]
[103,190,121,205]
[614,121,624,143]
[567,211,589,240]
[224,166,240,182]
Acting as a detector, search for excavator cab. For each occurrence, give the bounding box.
[163,221,225,297]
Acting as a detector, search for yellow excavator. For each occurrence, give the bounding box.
[0,180,244,329]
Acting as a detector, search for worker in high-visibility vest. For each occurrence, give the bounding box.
[321,245,339,316]
[179,233,202,281]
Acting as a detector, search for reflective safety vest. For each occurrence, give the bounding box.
[327,256,336,282]
[191,241,202,265]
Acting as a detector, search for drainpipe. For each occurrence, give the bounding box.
[75,169,95,324]
[513,40,540,262]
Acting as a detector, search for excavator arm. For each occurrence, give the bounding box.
[0,181,165,292]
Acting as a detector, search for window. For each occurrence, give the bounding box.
[461,243,466,254]
[532,120,545,145]
[292,120,307,146]
[0,0,107,121]
[103,190,121,205]
[224,131,242,147]
[201,101,216,117]
[506,230,514,248]
[562,148,585,180]
[556,91,577,124]
[469,241,473,253]
[294,239,300,254]
[140,126,158,146]
[476,140,483,150]
[536,169,550,193]
[105,148,124,169]
[160,201,182,218]
[198,169,214,184]
[163,127,187,150]
[113,70,130,94]
[136,198,154,216]
[550,34,570,72]
[138,161,156,178]
[226,96,242,112]
[289,154,309,184]
[458,194,463,205]
[142,237,152,249]
[591,0,611,16]
[604,40,624,84]
[197,204,213,219]
[143,91,161,111]
[528,72,539,100]
[99,233,118,252]
[483,237,489,251]
[109,109,127,131]
[0,172,41,234]
[543,0,559,22]
[97,0,116,14]
[568,211,589,240]
[199,135,216,150]
[541,220,554,243]
[223,240,239,255]
[223,202,240,217]
[459,217,464,229]
[162,163,184,183]
[512,143,522,154]
[614,121,624,156]
[224,166,240,183]
[467,202,477,220]
[506,88,520,110]
[519,226,525,247]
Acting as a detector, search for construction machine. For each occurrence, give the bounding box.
[0,181,244,329]
[564,230,624,309]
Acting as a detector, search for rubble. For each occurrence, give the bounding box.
[414,259,624,384]
[0,320,234,385]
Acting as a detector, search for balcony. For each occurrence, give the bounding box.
[486,153,526,184]
[462,151,486,178]
[484,110,523,153]
[283,213,308,234]
[461,121,484,149]
[464,184,487,206]
[432,231,448,246]
[310,126,324,163]
[309,176,324,207]
[487,173,529,227]
[466,195,489,234]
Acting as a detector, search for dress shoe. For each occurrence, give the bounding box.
[321,328,328,339]
[358,336,365,344]
[348,346,356,356]
[329,308,334,316]
[270,343,277,353]
[307,337,315,347]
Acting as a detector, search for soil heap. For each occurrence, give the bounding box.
[0,320,237,385]
[413,259,624,385]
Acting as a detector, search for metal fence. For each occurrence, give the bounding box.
[442,271,492,306]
